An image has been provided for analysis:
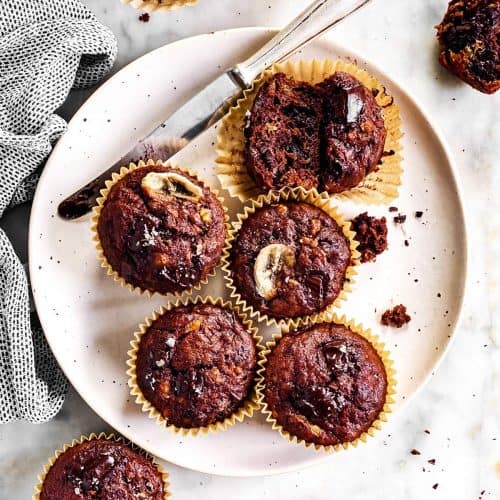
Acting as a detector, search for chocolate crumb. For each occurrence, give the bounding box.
[351,212,388,263]
[393,214,407,224]
[411,449,421,455]
[381,304,411,328]
[404,240,409,247]
[428,459,436,465]
[389,206,398,212]
[139,12,150,22]
[415,211,424,218]
[432,483,439,490]
[425,429,431,434]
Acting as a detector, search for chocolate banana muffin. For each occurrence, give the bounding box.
[40,439,165,499]
[135,303,257,428]
[436,0,499,94]
[245,72,322,190]
[96,164,226,295]
[230,202,351,320]
[244,72,387,194]
[264,322,388,446]
[317,72,387,193]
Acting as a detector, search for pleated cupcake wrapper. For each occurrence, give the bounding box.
[33,432,171,499]
[256,314,397,453]
[120,0,197,12]
[126,295,265,436]
[221,187,360,330]
[216,59,403,205]
[91,159,229,299]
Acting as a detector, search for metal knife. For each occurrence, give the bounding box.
[58,0,372,219]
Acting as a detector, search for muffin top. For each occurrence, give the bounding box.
[97,164,226,295]
[264,322,388,446]
[230,202,351,319]
[40,439,164,499]
[135,303,257,428]
[436,0,499,94]
[244,71,387,194]
[317,72,387,193]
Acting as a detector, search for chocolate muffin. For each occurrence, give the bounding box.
[317,72,387,193]
[230,202,351,320]
[135,303,257,429]
[96,164,226,295]
[40,438,165,499]
[245,72,322,190]
[263,322,388,446]
[436,0,499,94]
[244,72,387,194]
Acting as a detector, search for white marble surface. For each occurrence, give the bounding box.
[0,0,499,498]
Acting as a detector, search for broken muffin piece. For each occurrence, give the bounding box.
[381,304,411,328]
[436,0,500,94]
[351,212,388,263]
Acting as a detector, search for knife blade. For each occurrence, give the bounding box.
[58,0,373,220]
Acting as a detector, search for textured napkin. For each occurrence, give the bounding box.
[0,0,117,423]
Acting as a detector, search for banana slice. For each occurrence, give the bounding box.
[253,243,296,300]
[141,171,204,201]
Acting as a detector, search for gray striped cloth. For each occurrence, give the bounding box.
[0,0,117,423]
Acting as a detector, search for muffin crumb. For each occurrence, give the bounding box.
[351,212,388,263]
[381,304,411,328]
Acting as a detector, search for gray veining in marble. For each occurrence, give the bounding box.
[1,0,499,498]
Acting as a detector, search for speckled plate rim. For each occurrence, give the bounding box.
[29,27,469,477]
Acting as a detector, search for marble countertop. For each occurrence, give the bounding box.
[1,0,499,498]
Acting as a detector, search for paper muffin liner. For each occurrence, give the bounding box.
[256,314,397,453]
[33,432,171,499]
[126,295,264,436]
[221,187,360,330]
[216,59,403,205]
[120,0,197,12]
[91,159,229,298]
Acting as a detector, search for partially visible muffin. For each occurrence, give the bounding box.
[245,72,322,191]
[39,438,165,499]
[317,72,387,193]
[436,0,499,94]
[135,303,257,429]
[230,202,351,320]
[96,164,226,295]
[263,322,388,447]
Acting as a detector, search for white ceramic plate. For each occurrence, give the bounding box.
[29,28,467,477]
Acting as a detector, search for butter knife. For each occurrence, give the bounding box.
[58,0,372,219]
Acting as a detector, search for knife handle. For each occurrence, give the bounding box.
[232,0,372,87]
